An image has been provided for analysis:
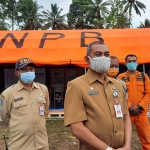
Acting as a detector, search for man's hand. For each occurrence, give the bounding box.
[129,104,139,115]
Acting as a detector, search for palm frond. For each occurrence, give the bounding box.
[121,0,128,5]
[136,1,146,13]
[124,3,130,13]
[133,3,141,16]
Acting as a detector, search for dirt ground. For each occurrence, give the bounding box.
[0,119,141,150]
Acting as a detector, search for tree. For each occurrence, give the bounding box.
[0,0,18,30]
[82,0,110,28]
[121,0,146,26]
[42,3,68,30]
[17,0,43,30]
[99,0,130,29]
[138,19,150,28]
[0,21,9,30]
[67,0,93,29]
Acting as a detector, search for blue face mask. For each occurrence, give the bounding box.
[126,62,138,71]
[20,72,35,84]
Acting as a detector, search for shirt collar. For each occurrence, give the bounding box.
[126,70,141,76]
[86,68,113,85]
[17,81,39,91]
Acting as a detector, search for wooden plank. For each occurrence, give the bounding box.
[48,110,64,118]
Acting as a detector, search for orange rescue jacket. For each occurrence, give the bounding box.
[118,71,150,112]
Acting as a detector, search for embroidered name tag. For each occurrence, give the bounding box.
[122,77,130,82]
[137,76,143,81]
[14,97,23,102]
[88,91,99,95]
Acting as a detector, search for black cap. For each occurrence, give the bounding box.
[15,58,36,70]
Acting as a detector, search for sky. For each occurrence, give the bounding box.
[37,0,150,28]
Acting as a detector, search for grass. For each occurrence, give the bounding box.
[0,119,141,150]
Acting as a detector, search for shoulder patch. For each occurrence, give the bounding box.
[4,84,15,91]
[8,84,15,89]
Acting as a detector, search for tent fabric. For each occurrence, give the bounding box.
[0,28,150,68]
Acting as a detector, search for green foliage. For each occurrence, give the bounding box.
[99,0,130,29]
[0,0,18,30]
[42,3,68,30]
[82,0,110,28]
[0,0,147,30]
[138,18,150,28]
[121,0,146,26]
[0,17,10,30]
[17,0,43,30]
[67,0,93,29]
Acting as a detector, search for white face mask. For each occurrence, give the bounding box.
[88,56,110,73]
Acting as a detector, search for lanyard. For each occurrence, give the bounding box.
[112,86,118,104]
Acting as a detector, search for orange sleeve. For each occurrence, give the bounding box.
[139,73,150,111]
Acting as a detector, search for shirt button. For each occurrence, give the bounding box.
[115,131,117,133]
[113,115,115,117]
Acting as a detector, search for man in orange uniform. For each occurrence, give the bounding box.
[118,54,150,150]
[107,56,128,100]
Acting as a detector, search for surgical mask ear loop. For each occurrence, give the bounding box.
[87,56,91,59]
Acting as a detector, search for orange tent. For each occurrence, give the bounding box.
[0,28,150,68]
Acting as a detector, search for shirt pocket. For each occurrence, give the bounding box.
[137,82,145,93]
[13,99,27,115]
[37,95,46,104]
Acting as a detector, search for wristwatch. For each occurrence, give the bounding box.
[138,105,144,111]
[106,147,113,150]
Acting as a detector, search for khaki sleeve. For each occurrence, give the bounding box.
[121,84,129,115]
[139,73,150,111]
[44,87,50,118]
[0,92,11,124]
[118,74,131,108]
[64,81,87,127]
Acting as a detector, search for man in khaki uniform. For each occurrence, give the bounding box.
[0,58,49,150]
[64,41,132,150]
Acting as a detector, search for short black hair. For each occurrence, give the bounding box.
[86,41,106,56]
[110,56,119,61]
[125,54,137,62]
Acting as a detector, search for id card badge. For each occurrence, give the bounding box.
[40,104,44,116]
[114,104,123,118]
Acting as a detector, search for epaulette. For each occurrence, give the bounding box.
[6,84,15,90]
[2,84,15,94]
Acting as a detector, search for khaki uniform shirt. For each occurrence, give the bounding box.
[0,81,50,150]
[116,78,128,100]
[64,69,129,150]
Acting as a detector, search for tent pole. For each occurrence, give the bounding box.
[143,64,145,73]
[84,68,86,74]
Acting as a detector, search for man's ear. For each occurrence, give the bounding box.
[15,70,19,77]
[84,56,90,65]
